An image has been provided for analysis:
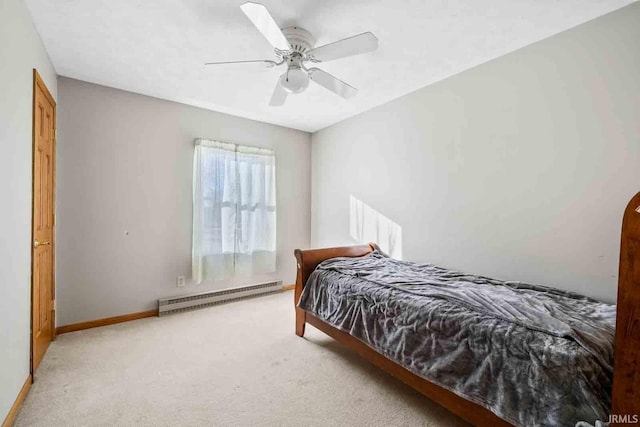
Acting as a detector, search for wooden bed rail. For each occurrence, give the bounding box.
[611,191,640,425]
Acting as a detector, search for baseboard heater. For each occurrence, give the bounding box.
[158,280,283,316]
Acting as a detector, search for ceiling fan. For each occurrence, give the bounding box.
[205,2,379,106]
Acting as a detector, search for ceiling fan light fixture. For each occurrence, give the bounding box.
[279,67,309,94]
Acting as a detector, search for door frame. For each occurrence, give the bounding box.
[31,69,56,376]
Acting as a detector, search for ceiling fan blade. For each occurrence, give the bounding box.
[269,81,288,106]
[240,2,290,52]
[307,32,378,62]
[204,59,277,67]
[308,68,357,99]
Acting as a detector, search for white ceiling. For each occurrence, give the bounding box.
[26,0,633,132]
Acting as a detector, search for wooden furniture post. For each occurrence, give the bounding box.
[611,191,640,425]
[294,249,306,337]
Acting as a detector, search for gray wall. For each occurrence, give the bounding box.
[311,3,640,303]
[56,77,311,326]
[0,0,57,420]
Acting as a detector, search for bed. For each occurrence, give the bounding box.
[293,192,640,427]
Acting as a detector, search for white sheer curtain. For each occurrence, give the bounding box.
[192,139,276,283]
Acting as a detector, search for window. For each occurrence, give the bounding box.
[192,139,276,283]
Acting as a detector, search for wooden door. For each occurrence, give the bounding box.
[32,70,56,373]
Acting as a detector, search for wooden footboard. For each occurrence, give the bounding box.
[611,191,640,426]
[294,191,640,426]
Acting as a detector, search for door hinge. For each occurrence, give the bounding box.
[53,128,56,141]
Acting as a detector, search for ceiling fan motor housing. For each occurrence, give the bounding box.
[281,26,315,55]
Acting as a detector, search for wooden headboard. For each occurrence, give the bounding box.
[611,191,640,422]
[293,243,377,336]
[294,243,377,291]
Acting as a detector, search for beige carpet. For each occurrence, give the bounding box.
[16,291,469,427]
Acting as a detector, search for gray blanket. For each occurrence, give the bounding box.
[297,251,615,427]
